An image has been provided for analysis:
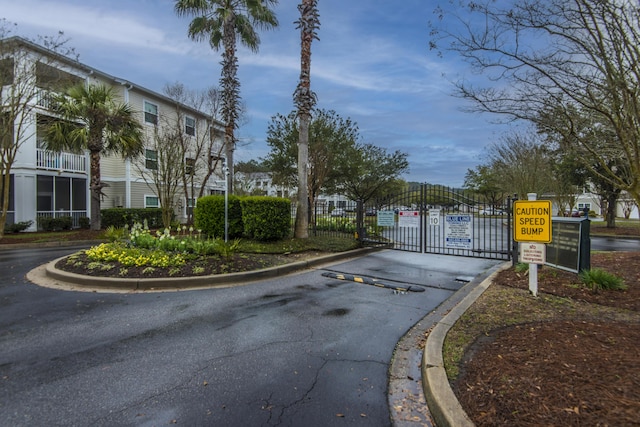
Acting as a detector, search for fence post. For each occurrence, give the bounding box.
[511,194,518,266]
[356,199,365,243]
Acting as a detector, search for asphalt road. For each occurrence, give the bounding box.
[0,247,501,427]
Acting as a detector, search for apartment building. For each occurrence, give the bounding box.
[1,37,225,231]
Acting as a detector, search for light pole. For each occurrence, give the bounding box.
[224,163,229,243]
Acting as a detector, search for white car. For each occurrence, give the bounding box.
[331,208,346,217]
[480,208,505,215]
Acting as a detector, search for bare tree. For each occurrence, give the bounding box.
[484,131,556,200]
[0,28,77,236]
[162,82,225,224]
[136,125,184,228]
[430,0,640,207]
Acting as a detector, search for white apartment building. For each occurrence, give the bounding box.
[2,37,225,231]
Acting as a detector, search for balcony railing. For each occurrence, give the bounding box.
[37,149,87,173]
[36,89,55,110]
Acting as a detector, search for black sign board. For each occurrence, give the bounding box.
[545,217,590,273]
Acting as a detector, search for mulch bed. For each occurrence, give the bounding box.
[452,252,640,426]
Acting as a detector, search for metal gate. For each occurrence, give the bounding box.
[363,184,512,261]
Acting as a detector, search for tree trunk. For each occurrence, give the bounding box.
[0,171,11,238]
[606,192,617,228]
[294,114,310,238]
[89,150,102,230]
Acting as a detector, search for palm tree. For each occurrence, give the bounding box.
[293,0,320,238]
[44,83,143,230]
[175,0,279,195]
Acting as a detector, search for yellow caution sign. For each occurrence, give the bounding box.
[513,200,552,243]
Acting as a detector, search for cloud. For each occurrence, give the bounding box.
[2,0,188,54]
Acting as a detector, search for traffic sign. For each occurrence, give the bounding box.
[513,200,552,243]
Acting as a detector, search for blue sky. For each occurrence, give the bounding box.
[1,0,509,187]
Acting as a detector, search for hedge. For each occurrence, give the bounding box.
[101,208,165,229]
[194,195,243,239]
[241,196,291,241]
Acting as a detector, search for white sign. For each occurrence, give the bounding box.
[398,210,420,228]
[520,242,546,265]
[444,214,472,249]
[429,209,441,226]
[377,210,395,227]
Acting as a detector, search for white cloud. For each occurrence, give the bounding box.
[1,0,188,54]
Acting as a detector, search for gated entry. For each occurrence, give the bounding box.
[363,184,512,260]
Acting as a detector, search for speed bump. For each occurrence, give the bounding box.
[321,272,425,293]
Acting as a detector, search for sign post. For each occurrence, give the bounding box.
[513,194,552,297]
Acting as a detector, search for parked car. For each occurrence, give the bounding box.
[331,208,346,217]
[565,210,583,217]
[479,208,505,215]
[365,208,377,216]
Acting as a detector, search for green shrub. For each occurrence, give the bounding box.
[241,196,290,241]
[78,217,91,229]
[101,208,165,229]
[194,195,243,239]
[4,220,33,233]
[104,225,128,242]
[579,268,627,292]
[38,216,73,231]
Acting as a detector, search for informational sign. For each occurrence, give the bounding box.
[398,210,420,228]
[520,242,546,264]
[429,209,441,226]
[546,218,590,273]
[513,200,552,243]
[444,214,472,249]
[377,210,395,227]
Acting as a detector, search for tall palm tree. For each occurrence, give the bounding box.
[175,0,279,195]
[293,0,320,238]
[44,83,143,230]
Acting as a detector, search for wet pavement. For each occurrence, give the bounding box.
[0,247,501,426]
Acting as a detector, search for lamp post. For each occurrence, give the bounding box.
[224,163,229,243]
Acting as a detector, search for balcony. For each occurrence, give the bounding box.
[36,89,56,110]
[37,149,87,173]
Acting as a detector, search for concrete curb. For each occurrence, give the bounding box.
[420,262,511,427]
[29,246,383,292]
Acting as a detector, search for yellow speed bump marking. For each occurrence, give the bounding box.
[321,272,425,293]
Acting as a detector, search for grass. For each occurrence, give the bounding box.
[238,235,361,254]
[0,230,99,242]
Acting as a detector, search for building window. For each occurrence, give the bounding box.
[0,57,15,86]
[144,101,158,125]
[145,195,159,208]
[185,157,195,175]
[185,116,196,136]
[145,149,158,170]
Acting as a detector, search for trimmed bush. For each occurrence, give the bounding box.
[194,195,243,239]
[241,196,291,241]
[38,216,73,231]
[101,208,165,229]
[4,220,33,233]
[79,217,91,229]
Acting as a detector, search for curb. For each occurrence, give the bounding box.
[29,246,383,292]
[420,262,511,427]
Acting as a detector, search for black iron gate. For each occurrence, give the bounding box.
[362,184,512,261]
